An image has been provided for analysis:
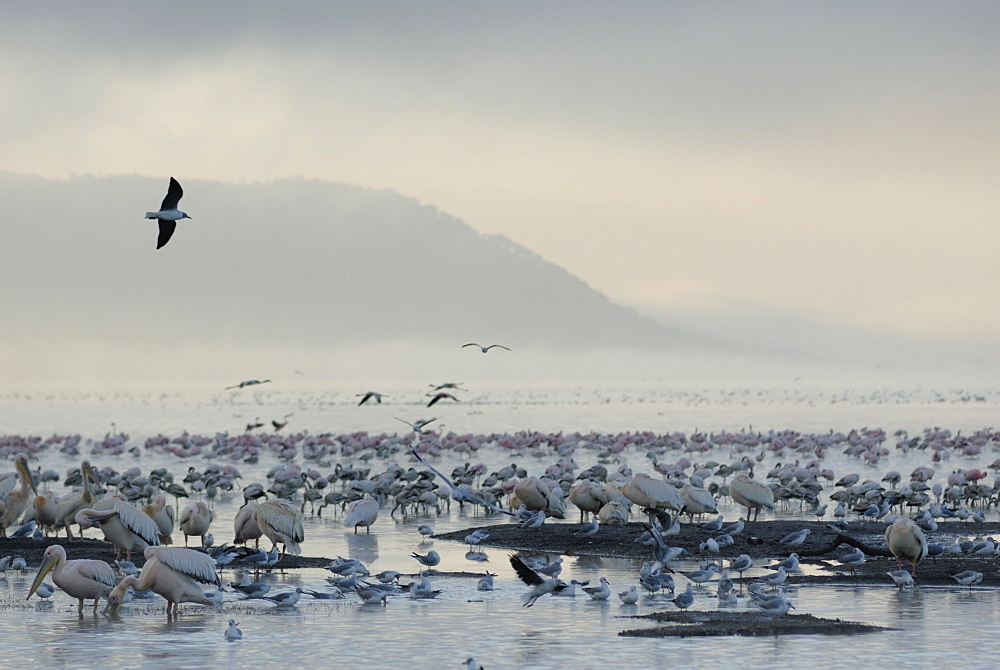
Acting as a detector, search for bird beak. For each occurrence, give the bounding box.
[27,555,57,600]
[17,459,37,495]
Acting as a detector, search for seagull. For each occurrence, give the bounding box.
[145,177,191,249]
[757,566,787,588]
[397,417,439,434]
[952,570,984,591]
[680,564,720,586]
[769,553,800,572]
[509,554,568,606]
[520,510,546,529]
[730,554,753,579]
[536,558,563,578]
[408,446,515,516]
[357,391,385,406]
[417,525,435,539]
[779,529,811,547]
[477,572,495,591]
[670,583,694,609]
[376,570,401,584]
[462,343,511,353]
[582,576,612,601]
[264,587,303,607]
[721,518,745,536]
[34,582,56,601]
[204,587,225,606]
[618,585,639,605]
[411,550,441,568]
[226,379,271,390]
[886,570,914,589]
[464,658,485,670]
[574,518,600,537]
[302,588,344,600]
[224,619,243,641]
[700,515,724,532]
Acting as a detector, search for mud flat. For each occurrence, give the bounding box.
[619,610,893,637]
[437,519,1000,586]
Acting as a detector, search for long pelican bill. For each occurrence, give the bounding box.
[16,457,38,495]
[27,554,58,600]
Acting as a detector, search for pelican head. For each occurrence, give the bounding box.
[105,577,136,616]
[26,545,60,600]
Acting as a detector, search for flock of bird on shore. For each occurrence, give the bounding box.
[2,415,1000,644]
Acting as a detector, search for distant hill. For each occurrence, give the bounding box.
[0,172,702,351]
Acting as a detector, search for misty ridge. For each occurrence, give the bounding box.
[0,172,696,351]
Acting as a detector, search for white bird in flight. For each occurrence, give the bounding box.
[145,177,191,249]
[462,343,511,353]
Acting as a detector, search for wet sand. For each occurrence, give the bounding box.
[619,611,893,637]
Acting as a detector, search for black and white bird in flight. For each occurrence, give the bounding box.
[426,392,459,408]
[226,379,272,390]
[357,391,385,406]
[462,343,511,353]
[145,177,192,249]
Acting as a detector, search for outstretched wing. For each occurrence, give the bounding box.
[160,177,183,210]
[157,220,176,249]
[408,446,513,516]
[509,554,544,586]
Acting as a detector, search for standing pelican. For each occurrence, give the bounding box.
[76,498,160,560]
[233,500,263,547]
[622,474,685,514]
[885,517,928,574]
[1,455,36,537]
[106,546,221,615]
[32,491,58,537]
[53,461,102,540]
[343,498,379,534]
[253,499,304,557]
[27,544,116,613]
[679,483,718,521]
[513,477,566,519]
[142,494,175,545]
[178,501,214,547]
[729,473,775,522]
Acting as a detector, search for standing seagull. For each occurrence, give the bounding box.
[145,177,191,249]
[462,343,511,353]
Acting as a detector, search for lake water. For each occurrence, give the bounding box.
[1,385,998,669]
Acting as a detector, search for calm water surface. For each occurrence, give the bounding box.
[1,386,999,669]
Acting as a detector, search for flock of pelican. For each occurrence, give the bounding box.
[0,415,998,655]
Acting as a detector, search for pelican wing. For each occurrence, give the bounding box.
[144,547,220,585]
[74,559,118,589]
[255,500,304,542]
[113,501,161,546]
[343,498,379,528]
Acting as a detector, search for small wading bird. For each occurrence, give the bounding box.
[145,177,192,249]
[226,379,272,390]
[462,343,511,353]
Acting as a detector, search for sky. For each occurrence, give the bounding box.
[2,2,999,388]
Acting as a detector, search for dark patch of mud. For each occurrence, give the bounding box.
[437,519,1000,586]
[619,610,892,637]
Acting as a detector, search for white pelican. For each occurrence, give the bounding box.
[597,501,629,526]
[178,501,214,547]
[76,498,160,560]
[1,455,36,537]
[27,544,116,613]
[622,474,685,514]
[729,473,775,522]
[253,499,304,557]
[568,480,605,522]
[885,517,928,574]
[233,500,263,547]
[513,477,566,519]
[343,497,379,534]
[32,492,58,537]
[679,483,718,521]
[53,461,102,540]
[106,546,221,615]
[142,495,175,545]
[144,177,191,249]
